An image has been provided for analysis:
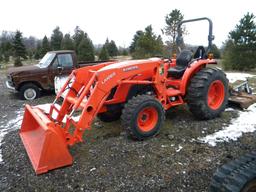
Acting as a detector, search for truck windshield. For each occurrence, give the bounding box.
[39,53,56,68]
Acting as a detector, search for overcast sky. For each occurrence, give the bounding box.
[0,0,255,48]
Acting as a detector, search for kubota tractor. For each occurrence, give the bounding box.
[20,18,229,174]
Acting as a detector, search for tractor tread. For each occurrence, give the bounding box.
[209,151,256,192]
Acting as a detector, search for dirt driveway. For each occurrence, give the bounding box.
[0,69,256,192]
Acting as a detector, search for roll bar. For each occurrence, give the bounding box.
[176,17,214,53]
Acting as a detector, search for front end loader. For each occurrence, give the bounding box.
[20,18,229,174]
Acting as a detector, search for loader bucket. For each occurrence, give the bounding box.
[19,104,73,174]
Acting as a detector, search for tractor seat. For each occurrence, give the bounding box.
[168,50,193,79]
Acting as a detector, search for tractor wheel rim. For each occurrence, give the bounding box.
[207,80,225,110]
[24,88,36,100]
[137,107,158,132]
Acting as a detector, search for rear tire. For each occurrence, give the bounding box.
[186,67,228,120]
[19,83,40,100]
[121,95,165,140]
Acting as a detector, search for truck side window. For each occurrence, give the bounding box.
[57,54,73,68]
[52,58,59,68]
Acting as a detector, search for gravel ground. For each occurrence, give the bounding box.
[0,69,256,192]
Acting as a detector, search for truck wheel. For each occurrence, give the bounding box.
[209,152,256,192]
[19,83,40,100]
[186,67,228,120]
[121,95,165,140]
[97,110,122,122]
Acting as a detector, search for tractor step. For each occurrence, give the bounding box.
[166,88,181,96]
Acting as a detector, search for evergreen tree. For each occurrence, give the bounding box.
[130,25,164,59]
[0,41,12,62]
[129,30,143,53]
[0,31,14,62]
[41,36,51,55]
[61,33,74,50]
[0,50,3,62]
[77,36,95,61]
[23,36,37,60]
[107,40,119,57]
[163,9,185,54]
[119,47,128,56]
[34,42,42,60]
[99,45,109,60]
[73,26,86,53]
[223,13,256,70]
[13,30,27,66]
[210,44,221,59]
[51,26,63,50]
[23,36,37,50]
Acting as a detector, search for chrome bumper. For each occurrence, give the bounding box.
[5,80,16,92]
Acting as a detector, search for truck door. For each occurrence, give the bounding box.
[56,53,74,75]
[48,53,74,89]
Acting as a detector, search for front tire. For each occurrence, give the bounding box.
[186,67,228,120]
[19,83,40,100]
[121,95,165,140]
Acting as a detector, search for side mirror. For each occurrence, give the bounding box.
[57,66,64,74]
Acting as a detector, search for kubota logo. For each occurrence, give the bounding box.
[123,66,138,72]
[102,72,116,84]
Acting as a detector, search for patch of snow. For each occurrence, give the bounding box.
[225,108,235,112]
[90,167,96,172]
[226,72,255,83]
[199,103,256,146]
[176,145,183,152]
[0,108,24,163]
[37,103,80,123]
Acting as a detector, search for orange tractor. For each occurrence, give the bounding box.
[20,18,229,174]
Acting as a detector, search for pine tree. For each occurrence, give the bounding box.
[41,36,51,55]
[77,36,95,61]
[0,50,3,62]
[23,36,37,60]
[210,44,221,59]
[61,34,74,50]
[51,26,63,50]
[107,40,119,57]
[34,42,42,60]
[223,13,256,70]
[0,31,14,62]
[163,9,185,54]
[129,30,143,54]
[130,25,164,59]
[13,30,27,66]
[121,48,128,56]
[99,45,109,60]
[73,26,86,53]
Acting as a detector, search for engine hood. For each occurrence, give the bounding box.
[7,64,43,77]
